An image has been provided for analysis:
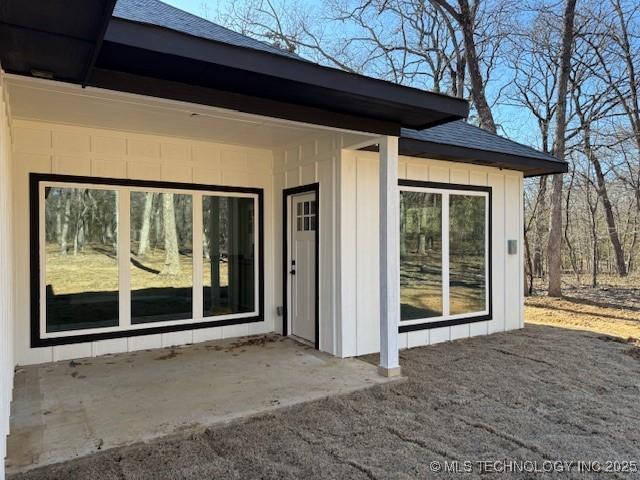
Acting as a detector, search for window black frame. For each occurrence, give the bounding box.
[30,173,265,348]
[397,179,492,333]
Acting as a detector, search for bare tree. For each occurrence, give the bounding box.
[216,0,640,290]
[221,0,472,97]
[548,0,578,297]
[429,0,497,131]
[506,7,562,279]
[60,191,72,255]
[137,192,155,258]
[161,193,181,276]
[571,75,627,276]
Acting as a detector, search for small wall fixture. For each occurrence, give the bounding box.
[507,239,518,255]
[31,69,54,79]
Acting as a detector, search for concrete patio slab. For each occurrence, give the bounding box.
[7,334,397,475]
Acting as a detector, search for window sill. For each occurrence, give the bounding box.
[32,315,264,348]
[398,313,491,333]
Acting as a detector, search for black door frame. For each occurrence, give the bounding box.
[282,183,320,349]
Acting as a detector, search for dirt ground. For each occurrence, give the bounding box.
[526,284,640,340]
[11,294,640,480]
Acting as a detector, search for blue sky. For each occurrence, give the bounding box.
[162,0,537,147]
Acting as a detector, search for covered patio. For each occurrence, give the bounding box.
[6,334,397,475]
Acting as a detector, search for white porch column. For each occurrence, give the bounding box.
[378,135,401,377]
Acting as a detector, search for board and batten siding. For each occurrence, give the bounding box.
[0,70,15,480]
[11,119,276,366]
[339,149,525,357]
[272,133,348,356]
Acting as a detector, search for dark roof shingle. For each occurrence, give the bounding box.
[113,0,302,60]
[402,120,559,163]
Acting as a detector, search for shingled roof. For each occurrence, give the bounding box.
[113,0,303,60]
[398,121,563,176]
[109,0,564,176]
[402,121,557,164]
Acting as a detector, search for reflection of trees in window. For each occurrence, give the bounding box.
[45,187,118,256]
[400,192,443,320]
[449,195,486,315]
[400,189,488,323]
[44,187,119,332]
[203,196,255,317]
[130,192,193,324]
[131,192,193,276]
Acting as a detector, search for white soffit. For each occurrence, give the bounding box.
[5,75,376,149]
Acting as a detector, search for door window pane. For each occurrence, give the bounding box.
[449,195,486,315]
[203,196,255,317]
[130,192,193,323]
[44,187,119,332]
[400,192,442,320]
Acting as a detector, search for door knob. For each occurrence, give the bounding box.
[289,269,296,275]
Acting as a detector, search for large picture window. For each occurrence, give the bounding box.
[31,174,263,347]
[399,181,491,331]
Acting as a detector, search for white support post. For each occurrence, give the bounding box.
[378,135,401,377]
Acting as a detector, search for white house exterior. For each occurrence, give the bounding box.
[0,0,567,476]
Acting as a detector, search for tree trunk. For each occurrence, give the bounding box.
[418,235,427,255]
[524,229,534,295]
[137,192,155,257]
[55,194,62,243]
[60,192,71,255]
[209,197,221,309]
[547,0,577,298]
[456,0,496,132]
[589,201,598,288]
[161,193,181,276]
[590,153,627,276]
[430,0,495,131]
[73,190,87,256]
[547,176,564,296]
[533,176,547,277]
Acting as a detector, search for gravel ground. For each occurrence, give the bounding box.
[10,324,640,480]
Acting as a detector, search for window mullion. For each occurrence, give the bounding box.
[192,193,203,321]
[39,183,46,338]
[119,188,131,330]
[442,192,450,317]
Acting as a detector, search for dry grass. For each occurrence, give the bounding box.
[12,324,640,480]
[45,245,119,295]
[401,254,486,317]
[45,245,228,295]
[525,283,640,341]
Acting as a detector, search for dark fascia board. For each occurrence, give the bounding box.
[104,17,469,128]
[362,137,569,177]
[0,0,117,84]
[82,0,118,86]
[88,68,401,136]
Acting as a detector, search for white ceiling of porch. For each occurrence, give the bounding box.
[6,76,374,150]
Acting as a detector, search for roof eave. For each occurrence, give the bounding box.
[100,17,469,129]
[377,138,568,177]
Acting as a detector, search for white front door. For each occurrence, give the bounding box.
[289,192,317,344]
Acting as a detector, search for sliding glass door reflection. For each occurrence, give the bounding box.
[130,192,193,323]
